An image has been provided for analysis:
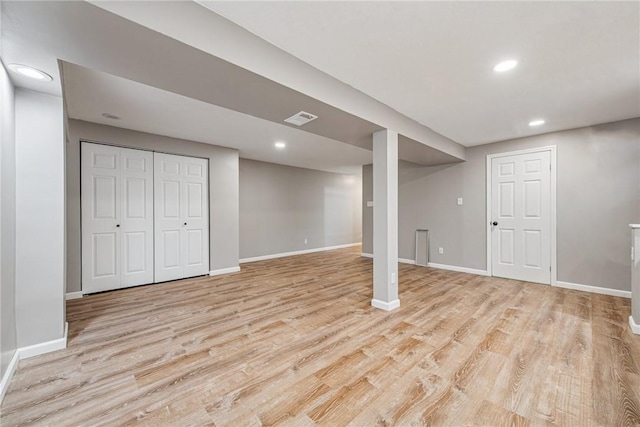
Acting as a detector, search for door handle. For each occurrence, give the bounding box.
[116,224,120,228]
[183,222,187,226]
[491,221,498,226]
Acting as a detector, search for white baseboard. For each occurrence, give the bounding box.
[362,253,415,265]
[0,350,19,403]
[630,316,640,335]
[19,322,69,359]
[362,254,488,276]
[65,291,83,300]
[555,281,631,299]
[241,242,362,264]
[1,322,69,404]
[371,298,400,311]
[209,266,241,276]
[427,262,489,276]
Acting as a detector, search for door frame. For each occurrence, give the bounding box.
[80,140,212,293]
[485,145,557,285]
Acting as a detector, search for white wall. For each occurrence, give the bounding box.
[0,61,18,382]
[15,88,65,347]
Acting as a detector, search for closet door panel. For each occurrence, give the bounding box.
[93,232,118,278]
[154,153,184,282]
[183,156,209,278]
[154,152,209,281]
[186,229,204,267]
[120,148,154,287]
[81,143,121,293]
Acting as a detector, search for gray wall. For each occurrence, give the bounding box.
[66,119,240,293]
[363,118,640,291]
[0,61,17,380]
[239,159,362,259]
[15,88,65,347]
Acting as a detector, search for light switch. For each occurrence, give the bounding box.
[391,272,396,284]
[366,201,374,207]
[457,198,463,206]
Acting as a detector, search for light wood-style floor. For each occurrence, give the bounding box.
[2,246,639,426]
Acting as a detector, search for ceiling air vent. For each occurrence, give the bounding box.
[284,111,318,126]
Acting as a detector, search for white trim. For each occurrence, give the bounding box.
[240,242,362,263]
[555,281,631,299]
[427,262,489,276]
[0,350,19,403]
[364,254,488,276]
[486,145,557,285]
[0,322,69,403]
[209,266,240,276]
[19,322,69,360]
[371,298,400,311]
[65,291,83,300]
[630,316,640,335]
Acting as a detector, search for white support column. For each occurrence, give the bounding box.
[372,129,399,311]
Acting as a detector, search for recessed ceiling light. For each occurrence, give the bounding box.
[7,64,53,81]
[528,119,545,127]
[102,113,121,120]
[493,59,518,73]
[274,141,286,149]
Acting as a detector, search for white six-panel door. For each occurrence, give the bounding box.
[120,148,154,287]
[81,143,154,293]
[490,150,551,284]
[154,152,209,282]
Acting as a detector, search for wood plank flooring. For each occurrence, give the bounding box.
[2,246,639,426]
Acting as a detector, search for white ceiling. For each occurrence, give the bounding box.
[202,1,640,146]
[3,0,638,176]
[2,0,463,176]
[62,62,372,175]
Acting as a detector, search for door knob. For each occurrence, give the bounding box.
[184,222,187,226]
[491,221,498,226]
[116,224,120,227]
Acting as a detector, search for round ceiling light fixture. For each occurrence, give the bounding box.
[493,59,518,73]
[7,64,53,81]
[274,141,286,149]
[528,119,545,127]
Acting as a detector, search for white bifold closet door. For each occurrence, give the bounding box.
[81,143,154,293]
[154,152,209,282]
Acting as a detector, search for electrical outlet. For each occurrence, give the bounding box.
[438,247,444,255]
[304,238,308,245]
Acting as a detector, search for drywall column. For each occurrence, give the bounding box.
[372,129,399,311]
[0,59,18,394]
[15,89,65,348]
[630,224,640,335]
